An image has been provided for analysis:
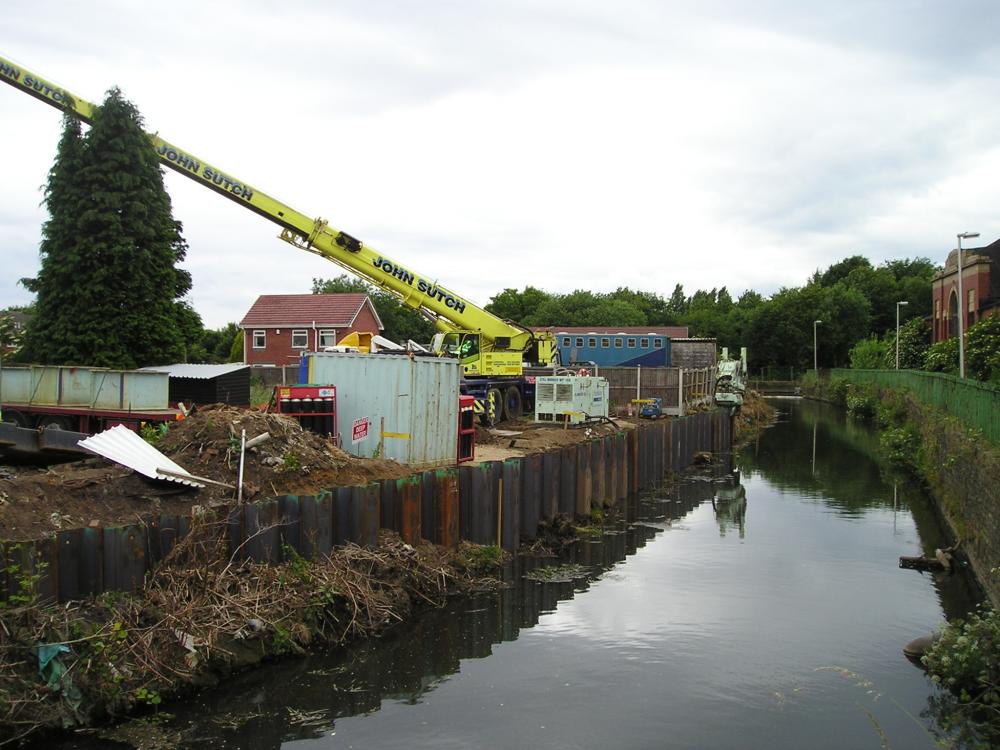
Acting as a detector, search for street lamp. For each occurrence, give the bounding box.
[813,319,822,374]
[895,300,909,369]
[956,231,979,378]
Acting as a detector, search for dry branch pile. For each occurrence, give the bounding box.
[0,519,499,745]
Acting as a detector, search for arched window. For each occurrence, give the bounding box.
[948,290,958,338]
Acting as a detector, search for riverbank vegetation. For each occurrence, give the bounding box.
[810,377,1000,745]
[0,521,501,745]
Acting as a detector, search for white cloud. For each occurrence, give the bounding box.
[3,1,1000,327]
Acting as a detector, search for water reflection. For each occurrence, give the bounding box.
[713,471,747,539]
[46,400,986,750]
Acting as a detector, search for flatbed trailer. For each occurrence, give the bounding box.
[0,402,181,433]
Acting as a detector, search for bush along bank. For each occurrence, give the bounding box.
[809,377,1000,745]
[0,520,503,746]
[813,378,1000,603]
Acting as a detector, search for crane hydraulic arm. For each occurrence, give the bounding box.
[0,54,556,377]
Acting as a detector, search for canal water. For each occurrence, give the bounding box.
[90,399,983,749]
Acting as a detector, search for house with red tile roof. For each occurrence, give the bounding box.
[239,294,383,366]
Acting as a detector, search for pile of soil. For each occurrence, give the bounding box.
[0,405,413,541]
[156,404,412,499]
[474,416,634,462]
[733,390,778,445]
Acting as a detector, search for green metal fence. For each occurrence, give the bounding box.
[829,369,1000,445]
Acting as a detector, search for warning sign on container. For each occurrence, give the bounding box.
[351,417,370,445]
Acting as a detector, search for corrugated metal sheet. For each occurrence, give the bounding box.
[306,353,460,468]
[139,363,250,380]
[79,425,204,487]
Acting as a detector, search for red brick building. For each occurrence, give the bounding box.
[931,238,1000,343]
[239,294,382,366]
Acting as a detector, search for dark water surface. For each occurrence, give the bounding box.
[81,399,984,749]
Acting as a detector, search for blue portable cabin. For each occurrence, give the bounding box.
[556,331,671,367]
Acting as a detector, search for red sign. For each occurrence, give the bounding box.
[351,417,369,444]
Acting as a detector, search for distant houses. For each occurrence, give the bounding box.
[239,294,382,367]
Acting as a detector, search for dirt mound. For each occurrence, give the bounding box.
[733,390,778,445]
[0,405,414,541]
[157,405,412,500]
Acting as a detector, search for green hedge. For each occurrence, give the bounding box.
[829,369,1000,446]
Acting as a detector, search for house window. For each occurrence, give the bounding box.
[575,337,584,347]
[291,329,308,349]
[252,330,266,349]
[935,300,940,320]
[588,337,597,348]
[653,338,663,348]
[968,289,976,312]
[562,337,571,347]
[601,337,610,348]
[640,338,649,348]
[627,337,636,348]
[614,338,623,348]
[319,329,337,348]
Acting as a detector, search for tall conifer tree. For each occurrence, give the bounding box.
[22,89,194,368]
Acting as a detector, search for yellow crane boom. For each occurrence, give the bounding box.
[0,54,555,377]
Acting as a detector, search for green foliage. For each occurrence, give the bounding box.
[271,625,294,655]
[844,386,876,420]
[21,92,193,368]
[849,336,889,369]
[182,321,242,364]
[925,336,959,374]
[250,374,271,408]
[228,326,244,362]
[879,426,921,471]
[1,548,47,608]
[282,544,312,583]
[0,311,24,356]
[312,275,436,345]
[923,606,1000,711]
[894,317,931,370]
[280,452,300,471]
[139,422,169,445]
[134,686,162,708]
[965,317,1000,383]
[457,543,503,573]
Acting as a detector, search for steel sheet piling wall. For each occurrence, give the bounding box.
[458,467,476,542]
[432,470,460,548]
[521,454,542,540]
[559,448,576,517]
[541,451,559,519]
[6,408,733,603]
[501,459,521,552]
[591,441,605,505]
[576,444,592,517]
[400,475,422,546]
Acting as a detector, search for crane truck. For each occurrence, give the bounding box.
[0,54,559,425]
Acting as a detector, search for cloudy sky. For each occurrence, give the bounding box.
[3,1,999,328]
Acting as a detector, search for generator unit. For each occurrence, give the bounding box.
[534,376,609,425]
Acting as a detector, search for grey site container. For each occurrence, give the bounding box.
[304,352,460,469]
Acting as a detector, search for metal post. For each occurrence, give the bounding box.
[895,300,908,369]
[678,368,685,416]
[813,320,822,374]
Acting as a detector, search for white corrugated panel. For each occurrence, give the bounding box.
[78,425,205,487]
